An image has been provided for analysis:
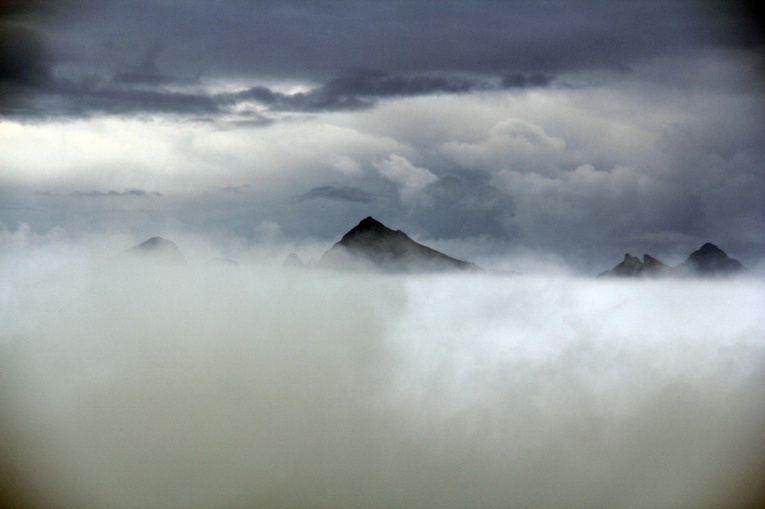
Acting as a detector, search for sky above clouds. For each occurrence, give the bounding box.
[1,0,764,272]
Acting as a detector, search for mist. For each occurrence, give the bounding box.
[1,241,764,509]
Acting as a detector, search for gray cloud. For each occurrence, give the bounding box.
[72,188,162,198]
[47,1,761,78]
[16,68,492,118]
[318,69,481,100]
[112,43,179,86]
[417,175,515,240]
[5,68,492,118]
[0,25,52,88]
[13,76,220,118]
[501,72,553,89]
[298,185,374,204]
[2,1,760,119]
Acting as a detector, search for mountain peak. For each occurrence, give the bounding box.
[321,217,476,272]
[696,242,725,256]
[341,216,397,240]
[134,237,178,250]
[681,242,744,274]
[357,216,386,230]
[125,236,186,264]
[599,253,643,277]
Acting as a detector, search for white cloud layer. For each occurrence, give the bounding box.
[1,241,764,509]
[374,154,439,206]
[442,118,566,173]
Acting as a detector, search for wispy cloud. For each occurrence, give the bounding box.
[298,185,374,203]
[72,188,161,198]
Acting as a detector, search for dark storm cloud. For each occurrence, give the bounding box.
[0,25,52,88]
[112,44,179,86]
[502,72,553,89]
[2,1,760,119]
[0,24,54,115]
[57,82,219,116]
[6,71,220,117]
[298,186,374,204]
[5,67,490,118]
[52,0,760,77]
[320,69,480,100]
[227,69,486,113]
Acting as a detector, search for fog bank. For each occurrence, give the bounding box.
[1,250,764,508]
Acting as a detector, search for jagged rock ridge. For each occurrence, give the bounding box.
[320,216,477,272]
[599,242,746,278]
[599,253,670,278]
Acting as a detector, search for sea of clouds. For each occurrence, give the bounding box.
[1,237,764,509]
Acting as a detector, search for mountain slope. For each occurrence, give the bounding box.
[320,217,477,272]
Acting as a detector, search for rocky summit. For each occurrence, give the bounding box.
[599,242,746,278]
[320,216,477,273]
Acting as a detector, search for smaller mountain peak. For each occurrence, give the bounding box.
[600,242,746,278]
[619,254,643,273]
[136,237,177,250]
[283,253,304,268]
[598,253,644,277]
[125,236,186,264]
[641,254,670,276]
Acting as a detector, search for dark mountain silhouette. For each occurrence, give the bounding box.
[642,254,668,273]
[124,237,186,264]
[320,216,477,272]
[678,242,745,275]
[599,243,746,278]
[601,253,643,277]
[598,253,671,278]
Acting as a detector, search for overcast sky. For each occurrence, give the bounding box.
[1,1,764,272]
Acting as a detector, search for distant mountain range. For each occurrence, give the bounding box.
[598,242,747,278]
[124,217,475,273]
[123,218,750,277]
